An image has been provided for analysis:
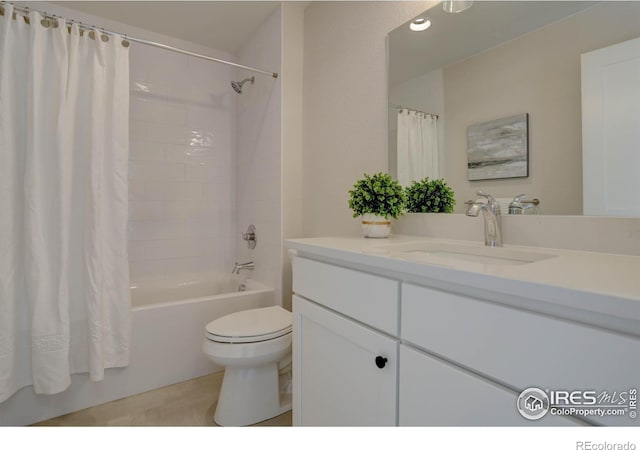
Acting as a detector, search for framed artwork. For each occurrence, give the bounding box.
[467,113,529,181]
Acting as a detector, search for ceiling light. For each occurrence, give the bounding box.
[442,1,474,14]
[409,17,432,32]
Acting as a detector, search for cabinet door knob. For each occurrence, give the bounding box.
[375,356,388,369]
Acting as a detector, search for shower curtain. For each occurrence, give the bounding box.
[0,6,131,402]
[397,109,439,186]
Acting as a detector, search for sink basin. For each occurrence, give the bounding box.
[377,242,556,266]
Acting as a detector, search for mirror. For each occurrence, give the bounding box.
[388,1,640,216]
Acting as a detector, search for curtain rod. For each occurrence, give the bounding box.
[0,2,279,79]
[392,104,439,119]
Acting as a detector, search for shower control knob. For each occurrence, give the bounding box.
[375,356,388,369]
[241,224,256,249]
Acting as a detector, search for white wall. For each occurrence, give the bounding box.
[281,2,306,311]
[395,214,640,256]
[301,1,640,256]
[442,1,640,215]
[127,42,236,280]
[302,1,436,237]
[235,7,283,304]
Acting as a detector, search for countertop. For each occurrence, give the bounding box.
[285,235,640,335]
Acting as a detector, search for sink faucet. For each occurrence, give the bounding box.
[465,190,503,247]
[232,261,254,274]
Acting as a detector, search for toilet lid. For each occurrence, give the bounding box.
[205,306,292,343]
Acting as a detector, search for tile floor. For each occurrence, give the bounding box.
[33,372,292,427]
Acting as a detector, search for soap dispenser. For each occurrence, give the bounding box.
[508,194,525,215]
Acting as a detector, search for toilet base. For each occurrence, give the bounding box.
[214,363,292,426]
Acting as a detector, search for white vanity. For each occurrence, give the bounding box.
[286,236,640,426]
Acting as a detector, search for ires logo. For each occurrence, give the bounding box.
[549,390,598,406]
[517,387,637,421]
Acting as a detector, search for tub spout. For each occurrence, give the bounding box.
[232,261,254,275]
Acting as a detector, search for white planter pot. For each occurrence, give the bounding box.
[361,214,391,238]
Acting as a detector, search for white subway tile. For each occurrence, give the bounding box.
[129,161,185,182]
[201,182,233,205]
[128,40,242,278]
[129,220,186,241]
[130,80,169,101]
[128,240,146,262]
[186,105,233,131]
[130,140,166,161]
[128,201,166,221]
[130,120,147,141]
[185,217,232,239]
[131,257,218,280]
[131,97,188,125]
[164,200,200,219]
[164,182,204,201]
[146,122,208,147]
[128,180,146,201]
[185,161,230,183]
[143,238,208,260]
[142,181,203,202]
[166,144,215,162]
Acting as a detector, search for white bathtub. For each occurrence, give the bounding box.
[0,273,275,426]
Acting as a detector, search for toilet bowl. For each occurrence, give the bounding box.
[202,305,292,426]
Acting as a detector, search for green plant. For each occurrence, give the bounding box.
[348,172,406,219]
[405,178,456,213]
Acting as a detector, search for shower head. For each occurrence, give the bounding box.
[231,76,255,94]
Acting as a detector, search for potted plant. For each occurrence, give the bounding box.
[405,178,456,213]
[348,172,405,238]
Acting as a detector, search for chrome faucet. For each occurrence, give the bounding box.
[232,261,254,275]
[465,190,503,247]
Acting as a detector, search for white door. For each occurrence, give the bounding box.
[582,36,640,216]
[292,295,397,426]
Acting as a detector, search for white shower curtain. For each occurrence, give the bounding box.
[397,109,439,186]
[0,6,131,402]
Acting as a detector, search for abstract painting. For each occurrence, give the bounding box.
[467,113,529,181]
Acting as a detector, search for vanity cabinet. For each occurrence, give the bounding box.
[402,283,640,404]
[398,345,577,426]
[293,296,397,426]
[291,253,638,426]
[291,257,399,426]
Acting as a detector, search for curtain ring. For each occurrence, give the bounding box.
[122,34,130,48]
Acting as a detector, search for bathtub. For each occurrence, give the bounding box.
[0,273,275,426]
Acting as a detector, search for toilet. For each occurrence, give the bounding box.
[202,305,292,426]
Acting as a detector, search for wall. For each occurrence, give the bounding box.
[303,1,435,237]
[443,2,640,215]
[281,2,306,311]
[235,7,283,304]
[128,40,236,280]
[395,214,640,257]
[302,1,640,257]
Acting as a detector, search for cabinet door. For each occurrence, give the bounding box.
[399,345,581,426]
[293,295,397,426]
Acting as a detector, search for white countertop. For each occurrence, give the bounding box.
[285,235,640,334]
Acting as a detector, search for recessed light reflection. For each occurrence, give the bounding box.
[410,17,432,32]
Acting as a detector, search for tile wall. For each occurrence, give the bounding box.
[235,8,283,304]
[127,43,237,280]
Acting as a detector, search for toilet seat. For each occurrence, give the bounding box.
[205,306,292,344]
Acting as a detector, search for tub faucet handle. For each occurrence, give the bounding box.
[241,224,256,249]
